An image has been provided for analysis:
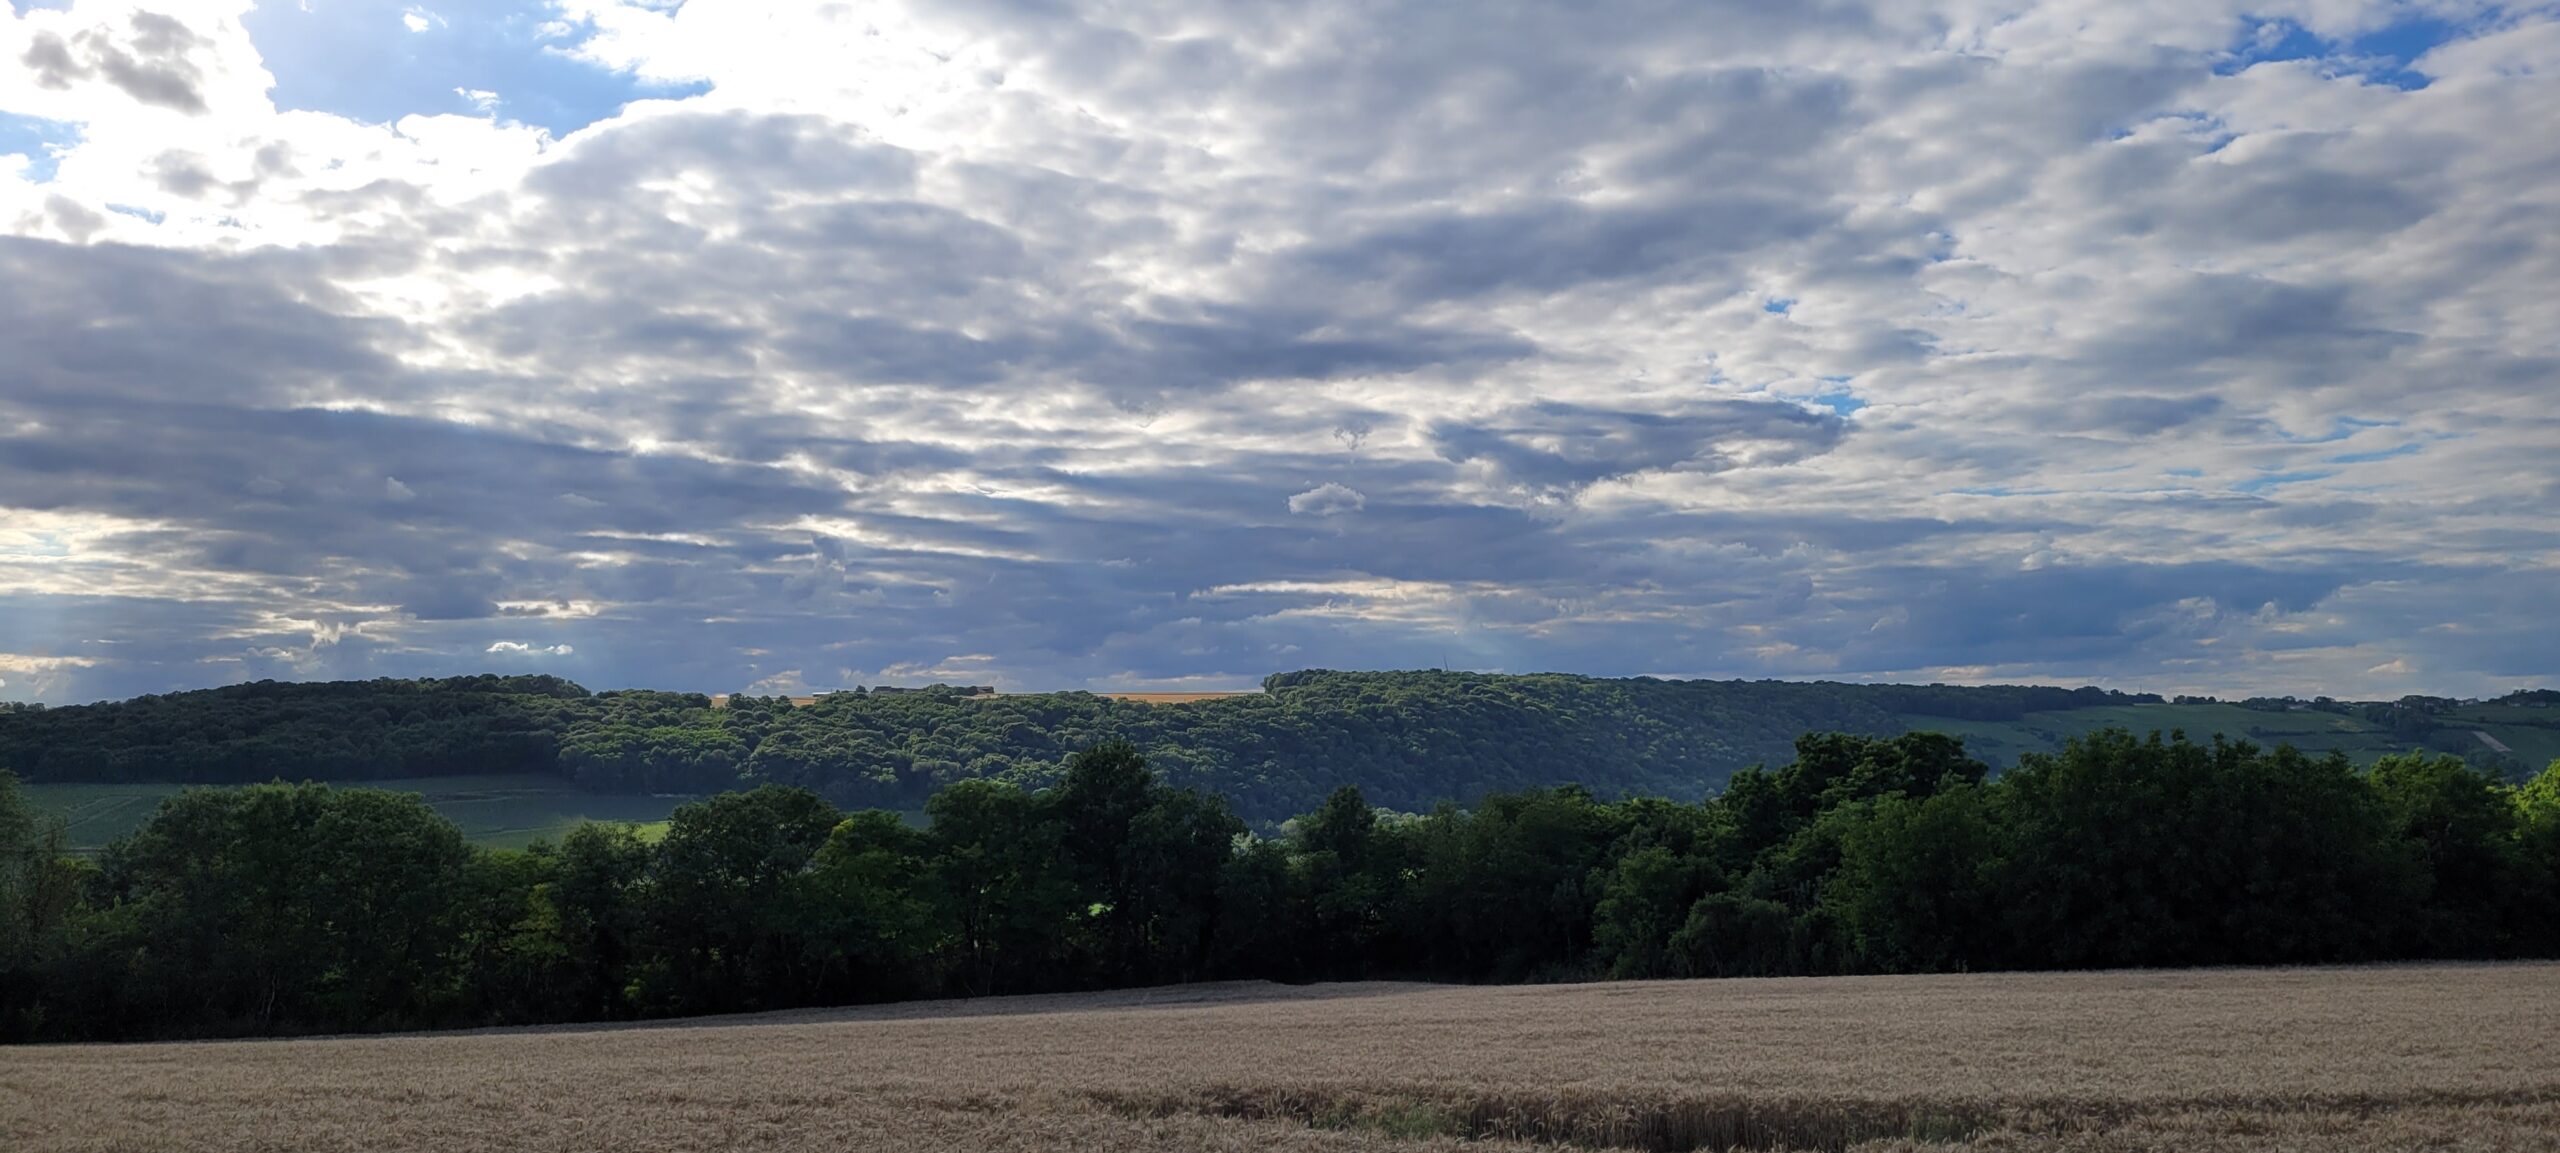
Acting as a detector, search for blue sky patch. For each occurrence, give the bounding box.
[243,0,710,137]
[2277,416,2395,444]
[2221,14,2471,90]
[2328,443,2424,464]
[0,113,80,183]
[1799,376,1864,417]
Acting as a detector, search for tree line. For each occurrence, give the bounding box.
[0,671,2179,822]
[5,729,2556,1043]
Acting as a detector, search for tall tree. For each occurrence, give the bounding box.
[641,786,842,1013]
[0,769,81,1039]
[789,810,941,1003]
[2368,753,2527,956]
[928,779,1075,996]
[101,784,476,1034]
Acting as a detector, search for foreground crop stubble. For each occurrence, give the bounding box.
[5,963,2557,1152]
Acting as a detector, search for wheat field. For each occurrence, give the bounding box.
[6,963,2556,1152]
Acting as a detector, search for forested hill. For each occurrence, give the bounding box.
[4,671,2550,822]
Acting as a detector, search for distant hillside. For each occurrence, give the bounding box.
[3,671,2549,822]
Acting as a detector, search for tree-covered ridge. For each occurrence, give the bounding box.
[2,735,2555,1043]
[3,671,2187,821]
[0,675,603,784]
[14,670,2551,824]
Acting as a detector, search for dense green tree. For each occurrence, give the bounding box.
[0,769,49,966]
[1284,787,1401,978]
[1996,733,2419,968]
[1591,845,1720,978]
[2515,761,2560,954]
[787,811,941,1003]
[0,770,82,1039]
[97,784,475,1034]
[927,779,1075,995]
[1048,741,1159,925]
[1115,787,1246,984]
[534,822,654,1020]
[1715,732,1988,880]
[2367,753,2528,956]
[639,786,843,1013]
[1297,785,1382,867]
[451,847,569,1024]
[1820,785,2004,972]
[1402,787,1618,980]
[1669,893,1798,978]
[10,729,2560,1045]
[1208,834,1298,978]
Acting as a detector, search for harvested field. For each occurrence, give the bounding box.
[5,964,2556,1152]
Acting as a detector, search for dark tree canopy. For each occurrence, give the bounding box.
[9,733,2555,1044]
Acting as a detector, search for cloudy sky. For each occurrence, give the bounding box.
[0,0,2553,704]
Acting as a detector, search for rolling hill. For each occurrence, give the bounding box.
[4,671,2549,837]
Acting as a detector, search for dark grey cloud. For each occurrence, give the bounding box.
[1294,196,1838,304]
[1833,561,2348,669]
[2064,394,2225,436]
[0,238,396,408]
[20,11,210,114]
[1431,400,1845,493]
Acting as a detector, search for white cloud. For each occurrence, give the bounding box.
[486,641,574,656]
[0,0,2554,702]
[1288,483,1366,517]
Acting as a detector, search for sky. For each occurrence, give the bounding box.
[0,0,2554,704]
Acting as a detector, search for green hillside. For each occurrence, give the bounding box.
[4,672,2548,828]
[1906,703,2389,765]
[2438,699,2560,768]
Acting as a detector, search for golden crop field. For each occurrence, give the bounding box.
[5,963,2556,1153]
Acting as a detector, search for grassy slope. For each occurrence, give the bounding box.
[24,775,692,853]
[1911,700,2560,774]
[2442,700,2560,768]
[1889,702,2426,767]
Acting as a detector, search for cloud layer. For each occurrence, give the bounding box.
[1,0,2555,702]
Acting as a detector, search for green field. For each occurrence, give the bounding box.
[2437,700,2560,769]
[24,775,692,854]
[1890,700,2560,775]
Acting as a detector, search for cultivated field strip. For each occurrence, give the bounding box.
[5,964,2557,1152]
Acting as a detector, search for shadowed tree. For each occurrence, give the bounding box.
[2368,753,2527,956]
[640,785,841,1013]
[789,809,941,1003]
[929,778,1075,996]
[100,783,476,1034]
